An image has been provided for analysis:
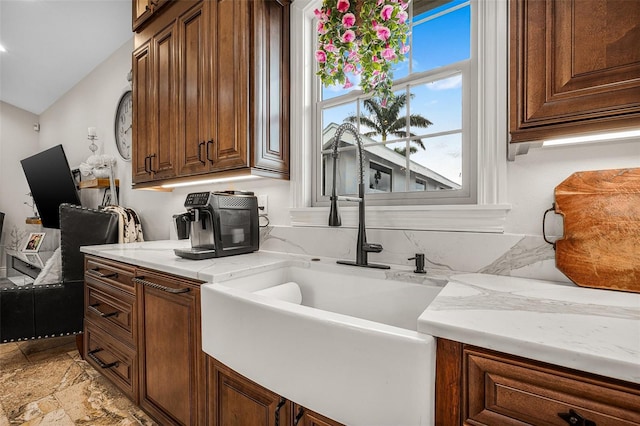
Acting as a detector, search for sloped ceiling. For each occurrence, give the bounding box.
[0,0,132,115]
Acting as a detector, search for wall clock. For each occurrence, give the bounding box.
[114,90,132,161]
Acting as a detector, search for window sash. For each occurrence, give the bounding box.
[313,54,476,207]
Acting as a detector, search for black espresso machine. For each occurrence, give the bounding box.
[174,191,259,260]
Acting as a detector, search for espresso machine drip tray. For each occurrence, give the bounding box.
[174,247,218,260]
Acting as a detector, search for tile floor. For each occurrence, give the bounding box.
[0,336,155,425]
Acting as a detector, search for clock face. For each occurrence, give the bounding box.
[114,90,133,161]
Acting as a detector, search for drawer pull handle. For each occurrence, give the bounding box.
[558,409,596,426]
[88,303,119,318]
[133,277,190,294]
[274,397,286,426]
[88,348,120,369]
[293,406,305,426]
[88,269,118,279]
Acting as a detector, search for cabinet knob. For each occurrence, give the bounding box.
[558,409,596,426]
[206,140,214,164]
[148,153,157,173]
[198,141,206,164]
[293,407,305,426]
[274,397,286,426]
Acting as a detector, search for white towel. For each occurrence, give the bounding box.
[254,282,302,304]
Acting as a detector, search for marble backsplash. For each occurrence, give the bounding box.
[260,226,569,284]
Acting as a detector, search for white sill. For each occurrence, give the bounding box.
[290,204,512,233]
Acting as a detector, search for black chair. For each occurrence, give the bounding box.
[0,204,118,345]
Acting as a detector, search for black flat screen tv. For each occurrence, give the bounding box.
[21,145,81,229]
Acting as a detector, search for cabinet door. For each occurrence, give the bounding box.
[510,0,640,143]
[150,21,178,181]
[292,405,344,426]
[209,0,250,172]
[136,271,204,425]
[250,0,290,176]
[132,42,154,184]
[133,0,153,31]
[176,1,211,177]
[208,356,291,426]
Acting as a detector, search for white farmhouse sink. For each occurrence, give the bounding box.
[201,262,442,426]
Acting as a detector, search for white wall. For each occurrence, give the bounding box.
[0,101,41,272]
[505,139,640,236]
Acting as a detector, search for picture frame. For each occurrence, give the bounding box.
[22,232,46,253]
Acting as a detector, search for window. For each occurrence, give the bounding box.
[369,162,392,193]
[289,0,510,232]
[314,0,475,206]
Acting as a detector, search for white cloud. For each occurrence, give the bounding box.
[425,74,462,91]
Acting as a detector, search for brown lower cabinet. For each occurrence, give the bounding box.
[207,356,343,426]
[84,255,342,426]
[435,338,640,425]
[135,268,205,425]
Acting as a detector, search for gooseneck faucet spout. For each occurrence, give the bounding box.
[328,123,389,269]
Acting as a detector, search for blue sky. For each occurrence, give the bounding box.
[321,0,470,187]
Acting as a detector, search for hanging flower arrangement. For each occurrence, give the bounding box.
[315,0,410,105]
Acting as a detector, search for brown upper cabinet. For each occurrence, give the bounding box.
[132,0,290,188]
[132,0,170,32]
[509,0,640,145]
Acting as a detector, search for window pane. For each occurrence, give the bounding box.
[411,74,462,136]
[411,3,470,74]
[407,133,462,191]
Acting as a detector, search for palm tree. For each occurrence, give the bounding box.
[344,94,433,155]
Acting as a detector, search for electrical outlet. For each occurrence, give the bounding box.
[257,195,268,215]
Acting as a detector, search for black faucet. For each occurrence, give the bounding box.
[328,123,389,270]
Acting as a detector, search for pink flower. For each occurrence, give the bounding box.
[381,47,397,61]
[315,50,327,63]
[348,49,359,60]
[313,8,325,21]
[377,0,384,5]
[342,12,356,27]
[375,25,391,41]
[381,4,394,21]
[317,21,327,34]
[399,0,409,10]
[337,0,350,13]
[400,43,410,54]
[324,42,338,53]
[343,77,353,89]
[381,98,388,107]
[342,29,356,43]
[397,10,408,23]
[372,55,379,63]
[344,63,356,73]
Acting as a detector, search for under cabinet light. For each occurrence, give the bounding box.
[0,44,6,53]
[161,175,262,188]
[542,129,640,147]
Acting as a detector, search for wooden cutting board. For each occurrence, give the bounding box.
[554,168,640,293]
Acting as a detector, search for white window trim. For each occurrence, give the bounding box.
[289,0,510,233]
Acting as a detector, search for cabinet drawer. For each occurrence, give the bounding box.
[85,321,138,402]
[85,280,136,346]
[85,256,136,294]
[464,347,640,425]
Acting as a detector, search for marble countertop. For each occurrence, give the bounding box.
[82,240,640,385]
[81,240,313,283]
[418,273,640,385]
